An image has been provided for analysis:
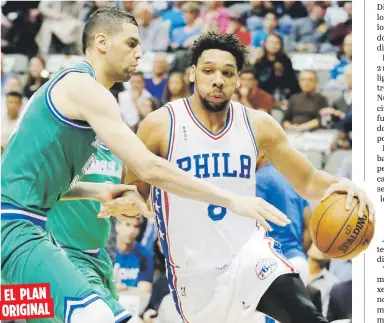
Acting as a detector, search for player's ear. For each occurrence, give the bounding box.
[95,33,108,53]
[189,65,196,83]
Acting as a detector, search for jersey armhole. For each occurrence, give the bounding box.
[45,69,94,131]
[241,105,258,157]
[165,104,176,161]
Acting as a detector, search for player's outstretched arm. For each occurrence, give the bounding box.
[248,108,374,220]
[56,75,289,230]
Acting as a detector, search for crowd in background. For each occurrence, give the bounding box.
[1,1,353,323]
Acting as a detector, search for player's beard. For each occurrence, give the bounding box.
[198,92,229,112]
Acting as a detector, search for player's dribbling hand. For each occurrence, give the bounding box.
[229,197,291,231]
[98,190,155,219]
[321,179,375,221]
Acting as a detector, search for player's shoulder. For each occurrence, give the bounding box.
[57,72,114,103]
[139,104,172,131]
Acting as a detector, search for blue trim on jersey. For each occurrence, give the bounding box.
[64,292,100,323]
[165,105,174,161]
[114,309,132,322]
[151,186,184,319]
[45,68,93,130]
[242,105,258,155]
[79,61,96,78]
[1,203,47,228]
[99,144,110,151]
[185,98,232,137]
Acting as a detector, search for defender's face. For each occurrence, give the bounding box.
[106,23,143,82]
[190,49,239,112]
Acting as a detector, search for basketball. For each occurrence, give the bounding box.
[310,193,375,260]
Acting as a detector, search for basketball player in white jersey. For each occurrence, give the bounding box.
[121,33,374,323]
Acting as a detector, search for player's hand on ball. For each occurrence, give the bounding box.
[321,179,375,221]
[98,190,155,219]
[229,197,291,231]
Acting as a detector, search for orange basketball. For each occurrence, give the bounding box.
[310,193,375,260]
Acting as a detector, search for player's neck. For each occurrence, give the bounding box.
[84,55,114,89]
[189,95,230,135]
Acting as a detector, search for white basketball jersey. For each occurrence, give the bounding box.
[151,98,259,271]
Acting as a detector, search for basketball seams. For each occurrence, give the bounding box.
[314,196,347,250]
[323,201,359,253]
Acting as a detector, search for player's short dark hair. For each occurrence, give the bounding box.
[82,7,138,54]
[6,91,22,100]
[190,32,248,71]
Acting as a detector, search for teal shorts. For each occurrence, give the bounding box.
[1,218,97,322]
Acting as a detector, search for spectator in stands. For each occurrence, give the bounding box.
[226,12,251,46]
[329,33,352,82]
[329,1,352,49]
[325,1,350,27]
[286,2,334,53]
[1,1,42,58]
[256,153,312,285]
[240,0,268,32]
[327,280,352,321]
[23,56,49,99]
[137,3,170,53]
[201,1,230,34]
[160,1,185,38]
[1,53,14,94]
[239,67,274,113]
[307,244,340,316]
[137,97,160,128]
[272,1,308,19]
[283,70,328,132]
[85,1,115,21]
[170,2,202,51]
[254,33,299,108]
[118,71,152,131]
[251,11,283,48]
[274,1,308,35]
[163,72,190,104]
[36,1,83,55]
[320,64,352,128]
[114,217,154,293]
[1,76,25,115]
[2,92,23,150]
[145,53,168,100]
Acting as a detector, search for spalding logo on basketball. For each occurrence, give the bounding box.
[310,193,375,260]
[255,258,277,280]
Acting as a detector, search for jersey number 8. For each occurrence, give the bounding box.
[207,204,227,221]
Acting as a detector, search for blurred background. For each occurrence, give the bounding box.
[1,1,353,323]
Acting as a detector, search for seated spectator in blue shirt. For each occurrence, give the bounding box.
[252,11,284,48]
[329,33,352,80]
[161,1,185,38]
[256,153,312,285]
[114,217,154,293]
[170,2,201,51]
[145,53,168,100]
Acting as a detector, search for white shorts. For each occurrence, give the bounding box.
[171,229,298,323]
